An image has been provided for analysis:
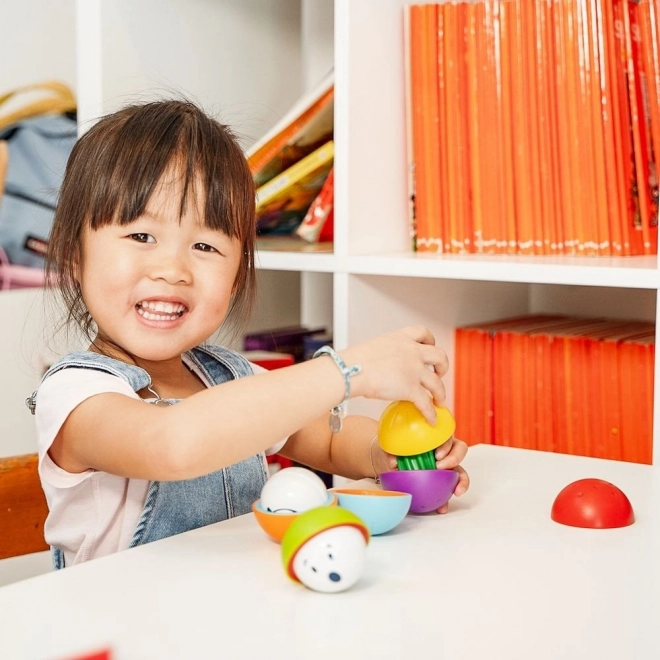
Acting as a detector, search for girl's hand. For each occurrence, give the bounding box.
[434,436,470,513]
[340,325,449,425]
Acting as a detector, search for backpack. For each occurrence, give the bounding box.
[0,81,77,280]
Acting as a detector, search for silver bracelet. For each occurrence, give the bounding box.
[370,435,381,484]
[312,345,362,433]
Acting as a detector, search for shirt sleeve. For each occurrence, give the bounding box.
[35,368,139,489]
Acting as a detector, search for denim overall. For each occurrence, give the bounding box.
[28,345,268,569]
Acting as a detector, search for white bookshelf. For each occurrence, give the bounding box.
[331,0,659,460]
[2,0,658,465]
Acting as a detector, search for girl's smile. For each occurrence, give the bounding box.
[136,299,187,323]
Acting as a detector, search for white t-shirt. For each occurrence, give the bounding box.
[35,360,286,566]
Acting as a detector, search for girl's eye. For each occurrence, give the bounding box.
[193,242,218,253]
[129,233,155,243]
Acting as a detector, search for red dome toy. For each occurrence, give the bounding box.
[551,478,635,529]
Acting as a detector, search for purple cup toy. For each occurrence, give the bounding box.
[379,469,459,514]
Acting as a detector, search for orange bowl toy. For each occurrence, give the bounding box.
[252,493,338,543]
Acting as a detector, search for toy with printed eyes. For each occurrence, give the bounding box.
[252,467,337,543]
[281,506,370,593]
[260,466,330,513]
[377,400,459,513]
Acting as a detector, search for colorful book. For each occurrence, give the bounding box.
[255,141,334,235]
[295,167,334,243]
[247,71,334,185]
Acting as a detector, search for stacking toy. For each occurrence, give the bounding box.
[378,400,456,470]
[551,478,635,529]
[377,401,458,513]
[282,506,370,593]
[260,466,329,513]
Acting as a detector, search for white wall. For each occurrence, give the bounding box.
[0,1,316,455]
[0,1,76,94]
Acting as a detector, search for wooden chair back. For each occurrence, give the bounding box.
[0,453,49,559]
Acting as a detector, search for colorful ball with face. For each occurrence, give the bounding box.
[282,506,370,593]
[291,526,368,593]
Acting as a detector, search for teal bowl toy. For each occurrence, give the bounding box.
[332,488,412,535]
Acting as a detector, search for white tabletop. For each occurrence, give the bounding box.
[1,445,659,660]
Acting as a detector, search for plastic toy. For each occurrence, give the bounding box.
[551,478,635,529]
[379,469,459,515]
[260,466,329,513]
[377,401,458,513]
[252,493,337,543]
[281,506,370,593]
[378,400,456,469]
[332,488,412,535]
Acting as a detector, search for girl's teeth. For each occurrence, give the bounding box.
[137,301,185,320]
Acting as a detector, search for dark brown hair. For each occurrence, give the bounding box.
[47,99,256,340]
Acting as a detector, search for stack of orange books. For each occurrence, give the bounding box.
[454,314,655,464]
[405,0,660,256]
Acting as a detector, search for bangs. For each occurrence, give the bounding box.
[86,100,255,241]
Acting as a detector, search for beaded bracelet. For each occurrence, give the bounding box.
[312,345,362,433]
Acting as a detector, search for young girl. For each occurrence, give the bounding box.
[27,99,469,568]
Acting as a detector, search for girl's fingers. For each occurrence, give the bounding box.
[435,437,468,469]
[403,324,436,346]
[453,465,470,496]
[435,466,470,514]
[420,369,446,408]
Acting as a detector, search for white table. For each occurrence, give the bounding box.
[1,445,658,660]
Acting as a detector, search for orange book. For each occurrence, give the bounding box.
[436,5,451,254]
[509,0,534,254]
[574,0,600,256]
[497,0,518,253]
[533,0,555,255]
[542,0,564,254]
[580,322,647,459]
[552,0,573,254]
[623,0,658,254]
[564,0,586,254]
[521,0,545,255]
[465,2,483,254]
[585,0,612,256]
[598,323,655,461]
[476,0,504,253]
[612,0,641,254]
[456,2,473,253]
[598,0,625,255]
[639,0,660,209]
[442,2,462,253]
[453,327,473,444]
[407,4,442,252]
[247,72,334,183]
[421,3,442,252]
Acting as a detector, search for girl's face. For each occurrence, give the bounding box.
[78,170,242,363]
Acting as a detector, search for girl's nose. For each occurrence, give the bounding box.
[148,246,192,284]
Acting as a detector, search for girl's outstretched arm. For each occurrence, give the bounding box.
[280,413,470,506]
[49,326,449,481]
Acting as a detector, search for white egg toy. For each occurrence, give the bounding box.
[291,526,368,593]
[282,506,371,593]
[260,467,329,514]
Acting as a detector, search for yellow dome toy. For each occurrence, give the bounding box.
[378,401,456,470]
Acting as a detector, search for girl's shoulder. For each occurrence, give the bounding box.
[42,351,151,392]
[185,344,254,380]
